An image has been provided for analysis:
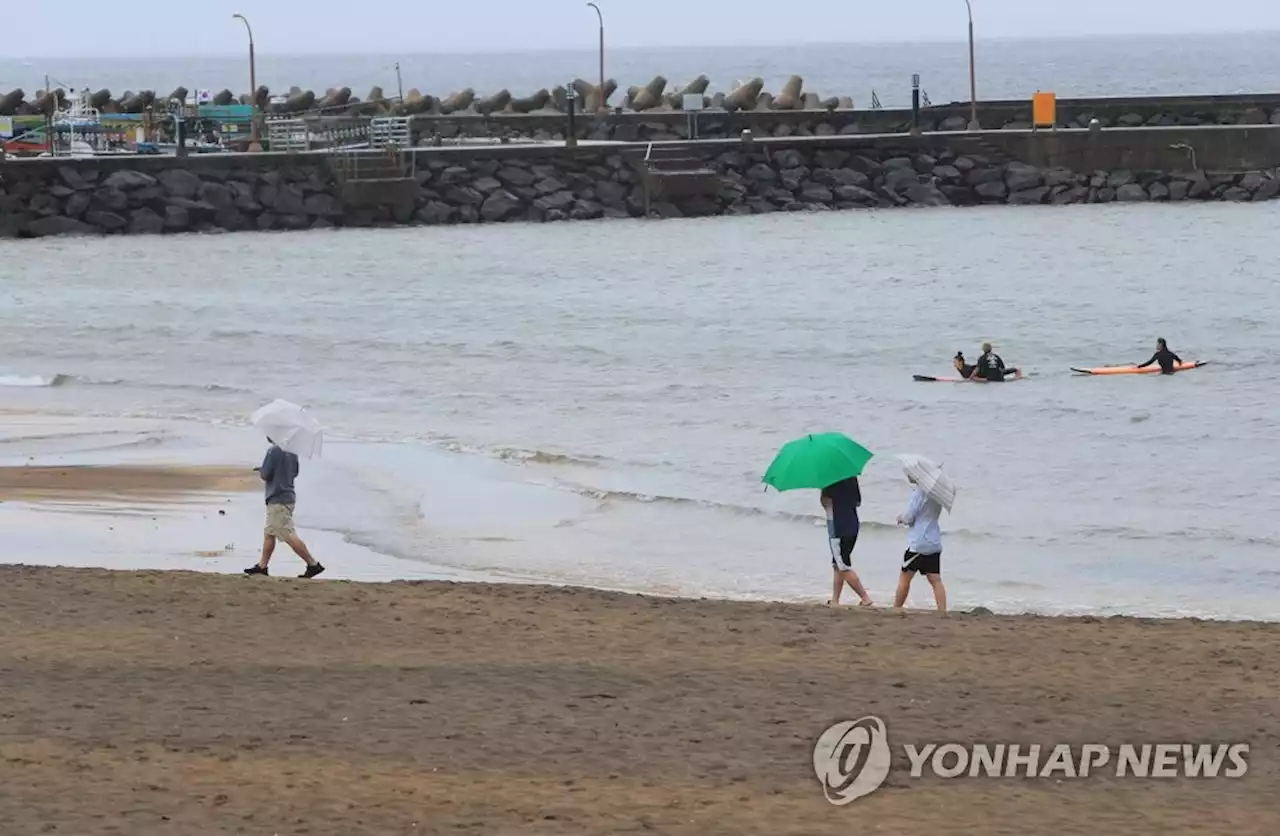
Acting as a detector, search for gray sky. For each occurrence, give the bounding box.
[9,0,1280,55]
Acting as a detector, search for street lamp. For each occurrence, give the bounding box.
[964,0,979,130]
[232,13,261,151]
[586,2,604,111]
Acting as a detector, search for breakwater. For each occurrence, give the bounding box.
[2,126,1279,238]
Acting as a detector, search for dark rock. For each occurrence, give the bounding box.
[746,164,777,183]
[779,167,807,192]
[102,170,157,190]
[303,193,342,217]
[884,167,921,193]
[164,204,191,231]
[883,157,914,172]
[1222,187,1252,202]
[196,181,235,212]
[94,186,129,212]
[1008,186,1050,205]
[1117,113,1144,127]
[278,214,311,230]
[533,191,575,212]
[437,166,470,186]
[1043,168,1078,188]
[799,183,833,204]
[966,167,1003,187]
[1238,171,1267,192]
[58,167,97,191]
[1107,170,1135,189]
[256,213,279,231]
[939,185,976,206]
[828,168,871,189]
[902,183,949,207]
[480,189,523,222]
[1167,180,1191,202]
[229,181,261,213]
[158,169,203,199]
[29,193,59,216]
[1148,182,1170,201]
[570,199,605,220]
[939,115,969,132]
[274,184,307,215]
[472,176,503,194]
[446,186,485,206]
[544,209,570,222]
[952,156,978,173]
[86,209,128,230]
[130,185,166,206]
[534,177,567,196]
[27,215,97,237]
[496,166,536,188]
[595,180,627,209]
[1051,186,1089,205]
[458,205,480,224]
[1005,162,1043,192]
[1184,172,1211,198]
[128,207,166,234]
[1254,178,1280,201]
[974,180,1008,201]
[912,154,938,173]
[417,201,456,224]
[1239,108,1268,125]
[833,185,877,204]
[814,149,849,170]
[773,149,805,170]
[65,191,91,219]
[1116,184,1149,202]
[850,156,884,176]
[764,187,796,205]
[932,165,963,183]
[1096,187,1117,203]
[49,185,74,199]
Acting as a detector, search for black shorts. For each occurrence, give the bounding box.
[831,535,859,571]
[902,550,942,576]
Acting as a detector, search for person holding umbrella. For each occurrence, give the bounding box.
[244,400,326,579]
[764,432,875,608]
[822,476,874,608]
[893,455,953,615]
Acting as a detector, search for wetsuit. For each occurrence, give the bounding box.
[1137,347,1182,375]
[957,363,978,380]
[976,351,1019,382]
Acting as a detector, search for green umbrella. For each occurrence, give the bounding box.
[763,432,874,492]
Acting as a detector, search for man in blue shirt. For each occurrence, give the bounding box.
[893,479,947,614]
[244,439,325,579]
[821,477,873,608]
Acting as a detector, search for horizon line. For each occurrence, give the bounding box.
[6,29,1280,62]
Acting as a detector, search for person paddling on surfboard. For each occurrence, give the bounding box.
[1135,338,1182,375]
[953,352,979,380]
[974,343,1023,382]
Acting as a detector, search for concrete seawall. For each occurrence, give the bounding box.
[3,126,1279,238]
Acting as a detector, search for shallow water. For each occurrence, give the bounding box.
[3,201,1280,618]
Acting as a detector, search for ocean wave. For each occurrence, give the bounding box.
[0,373,70,388]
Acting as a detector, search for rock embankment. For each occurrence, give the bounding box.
[2,145,1278,238]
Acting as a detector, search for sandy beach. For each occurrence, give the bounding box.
[1,564,1277,835]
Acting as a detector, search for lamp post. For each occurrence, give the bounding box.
[232,13,260,151]
[586,2,604,111]
[964,0,979,130]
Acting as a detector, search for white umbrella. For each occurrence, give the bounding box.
[251,399,324,459]
[897,454,956,512]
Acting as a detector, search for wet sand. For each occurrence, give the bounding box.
[0,465,258,502]
[1,566,1277,835]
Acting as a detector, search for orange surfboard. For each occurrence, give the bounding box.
[1070,361,1207,376]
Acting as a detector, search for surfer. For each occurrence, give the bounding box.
[952,352,979,380]
[976,343,1022,381]
[1135,338,1182,375]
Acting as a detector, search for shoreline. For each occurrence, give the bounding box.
[2,564,1277,834]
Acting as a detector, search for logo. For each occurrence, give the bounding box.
[812,716,892,805]
[815,717,1251,805]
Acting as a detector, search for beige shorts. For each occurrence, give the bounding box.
[265,503,297,539]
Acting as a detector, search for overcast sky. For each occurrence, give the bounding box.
[8,0,1280,55]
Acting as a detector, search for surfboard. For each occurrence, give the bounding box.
[913,374,1025,383]
[1070,361,1207,376]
